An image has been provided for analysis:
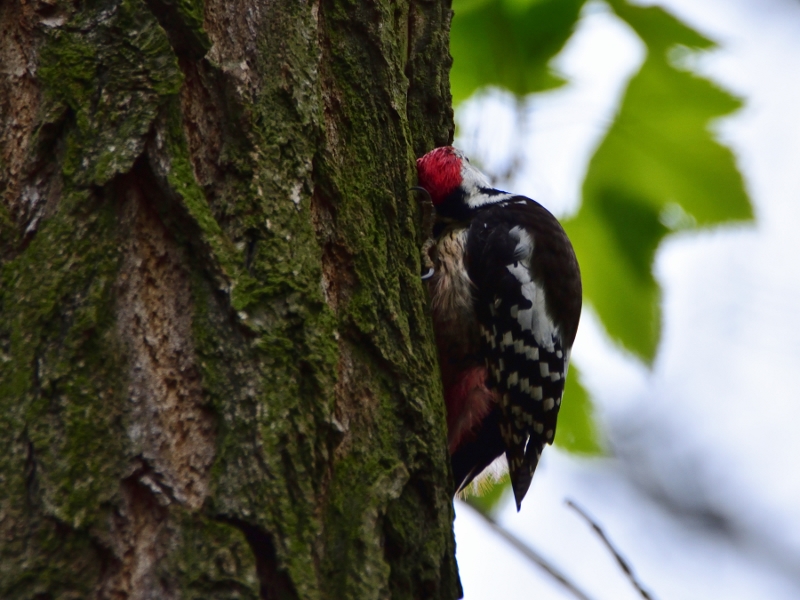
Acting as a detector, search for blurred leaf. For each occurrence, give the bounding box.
[448,0,753,460]
[463,473,510,516]
[564,0,752,361]
[449,0,587,104]
[554,365,602,454]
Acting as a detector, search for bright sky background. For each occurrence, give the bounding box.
[453,0,800,598]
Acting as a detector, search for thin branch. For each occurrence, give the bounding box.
[458,499,598,600]
[565,499,657,600]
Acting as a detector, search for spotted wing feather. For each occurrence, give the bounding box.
[466,198,570,510]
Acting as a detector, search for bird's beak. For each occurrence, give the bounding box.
[409,186,432,204]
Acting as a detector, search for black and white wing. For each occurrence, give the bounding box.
[467,198,577,509]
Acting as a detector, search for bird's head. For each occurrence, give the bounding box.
[416,146,492,208]
[416,146,463,206]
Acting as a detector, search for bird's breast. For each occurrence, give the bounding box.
[426,228,481,377]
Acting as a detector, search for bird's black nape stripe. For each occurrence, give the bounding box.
[477,186,509,197]
[434,190,522,228]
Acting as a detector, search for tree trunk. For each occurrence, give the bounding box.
[0,0,458,597]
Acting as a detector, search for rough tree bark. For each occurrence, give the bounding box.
[0,0,458,597]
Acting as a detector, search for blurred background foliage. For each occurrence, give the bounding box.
[449,0,752,512]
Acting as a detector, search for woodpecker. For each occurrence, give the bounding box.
[416,146,582,510]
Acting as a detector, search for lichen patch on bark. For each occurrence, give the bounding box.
[115,170,216,511]
[100,468,175,600]
[0,0,45,239]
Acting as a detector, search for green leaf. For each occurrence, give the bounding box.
[449,0,587,104]
[554,365,602,454]
[564,0,752,361]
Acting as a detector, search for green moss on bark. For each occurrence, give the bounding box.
[1,0,458,595]
[170,511,261,599]
[38,0,182,186]
[0,186,128,593]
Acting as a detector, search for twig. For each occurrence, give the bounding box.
[458,499,597,600]
[566,499,657,600]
